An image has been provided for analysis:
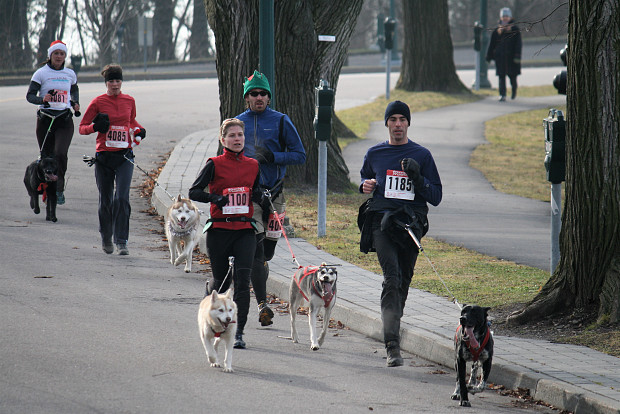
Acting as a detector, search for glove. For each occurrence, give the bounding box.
[208,194,229,209]
[135,128,146,139]
[401,158,424,189]
[255,147,274,164]
[92,113,110,134]
[260,194,272,223]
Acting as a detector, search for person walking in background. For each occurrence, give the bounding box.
[26,40,80,205]
[358,101,442,367]
[486,7,522,101]
[79,64,146,256]
[189,118,263,349]
[235,70,306,327]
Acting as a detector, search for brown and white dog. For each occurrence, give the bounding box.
[165,195,200,272]
[289,263,338,350]
[451,304,494,407]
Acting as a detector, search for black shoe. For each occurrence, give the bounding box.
[386,341,403,367]
[116,243,129,255]
[102,238,113,254]
[498,95,506,102]
[511,89,517,99]
[258,301,274,326]
[234,334,246,349]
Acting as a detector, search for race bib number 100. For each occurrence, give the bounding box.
[384,169,415,200]
[222,187,250,214]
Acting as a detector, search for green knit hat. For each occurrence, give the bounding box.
[243,70,271,98]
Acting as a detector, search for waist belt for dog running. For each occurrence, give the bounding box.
[203,216,258,232]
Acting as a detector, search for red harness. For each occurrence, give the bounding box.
[455,324,490,362]
[38,182,48,202]
[293,266,334,308]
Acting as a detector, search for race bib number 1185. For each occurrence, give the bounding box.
[384,169,415,200]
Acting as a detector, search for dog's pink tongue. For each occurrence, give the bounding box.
[178,220,186,229]
[465,327,479,348]
[323,282,333,301]
[49,174,58,181]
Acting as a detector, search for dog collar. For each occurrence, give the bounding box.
[167,221,193,237]
[294,265,335,308]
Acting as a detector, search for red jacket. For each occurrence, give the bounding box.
[209,149,260,230]
[79,92,143,152]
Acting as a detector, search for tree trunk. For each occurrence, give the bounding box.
[191,0,211,59]
[0,0,32,69]
[508,0,620,325]
[37,0,63,63]
[205,0,362,190]
[396,0,469,93]
[154,0,176,61]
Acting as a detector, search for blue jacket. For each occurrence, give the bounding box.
[236,106,306,189]
[360,139,442,213]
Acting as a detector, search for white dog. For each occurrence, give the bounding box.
[289,263,338,350]
[198,288,237,373]
[165,195,200,272]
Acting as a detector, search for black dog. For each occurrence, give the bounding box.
[24,156,58,222]
[451,305,493,407]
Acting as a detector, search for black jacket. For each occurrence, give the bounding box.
[486,19,522,77]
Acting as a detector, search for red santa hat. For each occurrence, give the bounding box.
[48,40,68,58]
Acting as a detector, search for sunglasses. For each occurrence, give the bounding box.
[249,91,268,97]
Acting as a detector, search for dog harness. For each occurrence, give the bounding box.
[37,182,49,202]
[293,265,335,308]
[455,325,491,362]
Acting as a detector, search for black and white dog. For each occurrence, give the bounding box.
[451,305,494,407]
[24,156,58,222]
[289,263,338,350]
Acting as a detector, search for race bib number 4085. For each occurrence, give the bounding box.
[105,125,129,148]
[384,169,415,200]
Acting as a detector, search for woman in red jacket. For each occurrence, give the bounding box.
[189,118,262,349]
[79,64,146,256]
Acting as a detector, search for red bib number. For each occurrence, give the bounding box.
[384,170,415,200]
[222,187,250,214]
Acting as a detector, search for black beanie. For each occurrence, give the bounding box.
[384,100,411,126]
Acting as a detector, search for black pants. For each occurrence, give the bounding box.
[36,114,73,192]
[251,234,277,304]
[498,74,518,98]
[207,228,256,335]
[95,151,133,244]
[372,216,419,345]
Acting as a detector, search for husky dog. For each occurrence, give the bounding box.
[24,156,59,222]
[289,263,338,350]
[165,195,200,272]
[198,288,237,373]
[451,305,494,407]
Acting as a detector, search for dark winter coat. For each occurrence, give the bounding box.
[486,20,522,77]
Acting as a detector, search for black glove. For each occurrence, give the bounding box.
[260,194,272,223]
[92,113,110,134]
[135,128,146,139]
[208,194,229,209]
[255,147,274,164]
[401,158,424,189]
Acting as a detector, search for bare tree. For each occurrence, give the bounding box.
[508,1,620,324]
[396,0,468,92]
[205,0,363,189]
[36,0,63,62]
[153,0,176,61]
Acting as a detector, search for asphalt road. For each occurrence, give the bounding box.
[0,76,562,413]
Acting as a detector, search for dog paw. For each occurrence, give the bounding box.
[450,393,460,401]
[34,207,40,214]
[222,367,234,373]
[184,266,191,273]
[310,344,320,351]
[210,362,221,368]
[459,400,471,407]
[46,216,57,222]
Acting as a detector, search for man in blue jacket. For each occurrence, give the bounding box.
[236,70,306,327]
[359,101,442,367]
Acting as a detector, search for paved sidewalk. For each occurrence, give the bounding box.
[152,98,619,414]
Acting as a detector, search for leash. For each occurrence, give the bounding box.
[262,188,301,268]
[395,219,463,310]
[123,153,176,201]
